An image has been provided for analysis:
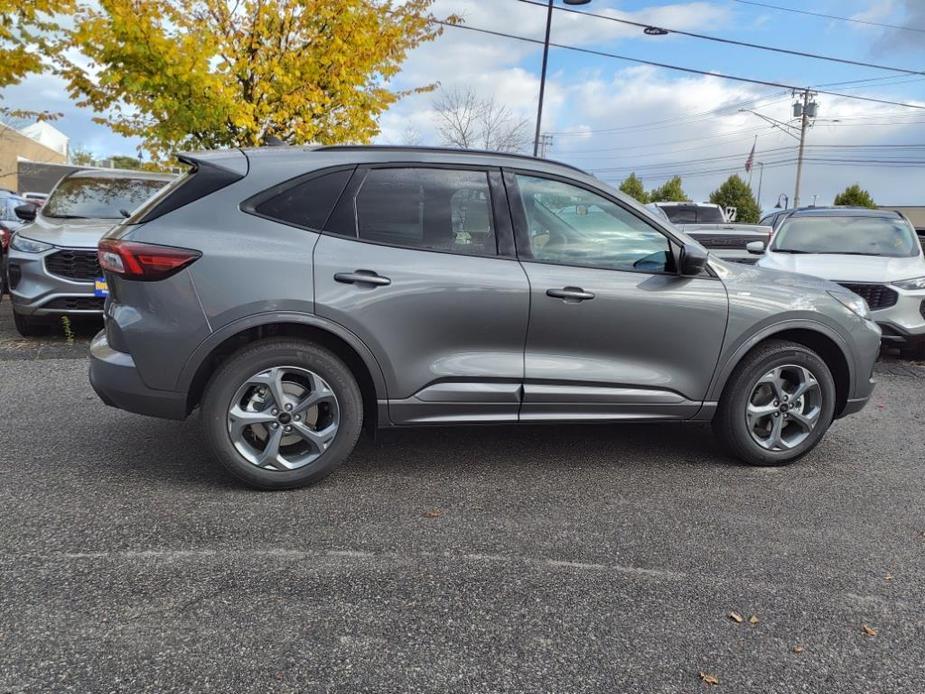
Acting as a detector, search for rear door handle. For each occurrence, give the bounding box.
[334,270,391,287]
[546,286,595,302]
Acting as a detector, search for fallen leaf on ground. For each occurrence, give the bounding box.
[862,624,878,637]
[748,615,759,625]
[728,611,743,623]
[699,672,719,686]
[885,573,893,581]
[792,645,804,654]
[422,509,442,518]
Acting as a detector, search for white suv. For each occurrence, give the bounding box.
[754,207,925,359]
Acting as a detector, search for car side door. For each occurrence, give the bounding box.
[314,164,529,425]
[506,170,729,421]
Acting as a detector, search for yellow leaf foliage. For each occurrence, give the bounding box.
[59,0,453,159]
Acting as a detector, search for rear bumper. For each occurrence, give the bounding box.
[89,330,188,420]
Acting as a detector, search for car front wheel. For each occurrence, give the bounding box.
[713,340,837,466]
[201,339,363,490]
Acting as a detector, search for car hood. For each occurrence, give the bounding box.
[712,256,844,294]
[757,252,925,283]
[16,214,121,248]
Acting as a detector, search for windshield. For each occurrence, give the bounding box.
[771,215,919,257]
[43,176,170,220]
[661,205,725,224]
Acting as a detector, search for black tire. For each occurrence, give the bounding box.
[713,339,837,466]
[13,311,49,337]
[201,339,363,490]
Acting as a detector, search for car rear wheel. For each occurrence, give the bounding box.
[13,311,49,337]
[713,340,837,466]
[201,339,363,490]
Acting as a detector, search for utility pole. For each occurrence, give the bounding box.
[537,133,554,158]
[533,0,554,157]
[793,89,816,209]
[756,162,765,210]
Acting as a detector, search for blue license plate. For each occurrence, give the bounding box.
[94,277,109,298]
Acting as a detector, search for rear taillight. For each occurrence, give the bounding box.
[98,239,201,281]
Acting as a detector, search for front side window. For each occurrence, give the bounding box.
[355,168,496,256]
[44,176,170,220]
[516,175,672,273]
[772,216,920,258]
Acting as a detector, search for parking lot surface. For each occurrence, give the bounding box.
[1,301,923,693]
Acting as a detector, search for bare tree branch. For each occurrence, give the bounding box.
[432,87,528,152]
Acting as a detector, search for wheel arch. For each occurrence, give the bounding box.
[180,313,387,430]
[709,321,853,417]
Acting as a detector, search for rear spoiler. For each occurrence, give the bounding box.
[128,149,248,224]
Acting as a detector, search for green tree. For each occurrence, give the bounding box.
[709,174,761,223]
[833,184,877,209]
[648,176,689,203]
[108,155,144,170]
[59,0,456,160]
[619,173,648,204]
[69,146,95,166]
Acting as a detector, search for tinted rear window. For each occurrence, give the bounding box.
[254,169,352,230]
[44,176,170,220]
[660,205,724,224]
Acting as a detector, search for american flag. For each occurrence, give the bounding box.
[745,136,756,173]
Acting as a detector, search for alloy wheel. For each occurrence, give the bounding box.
[226,366,340,470]
[746,364,822,451]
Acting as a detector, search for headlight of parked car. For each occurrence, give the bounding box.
[828,291,871,319]
[10,234,53,254]
[893,276,925,290]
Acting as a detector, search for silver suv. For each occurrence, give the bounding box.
[89,146,881,489]
[7,168,173,335]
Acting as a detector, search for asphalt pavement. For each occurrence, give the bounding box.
[1,301,923,693]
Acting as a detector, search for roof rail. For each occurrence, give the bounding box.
[313,145,588,174]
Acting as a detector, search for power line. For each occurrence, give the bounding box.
[434,20,925,111]
[516,0,925,77]
[732,0,925,34]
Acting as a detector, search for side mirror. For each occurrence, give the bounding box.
[679,243,709,276]
[14,204,37,222]
[746,241,766,255]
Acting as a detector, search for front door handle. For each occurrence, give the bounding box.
[546,286,595,302]
[334,270,392,287]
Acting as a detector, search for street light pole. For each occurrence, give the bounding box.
[756,161,765,210]
[533,0,591,157]
[533,0,555,158]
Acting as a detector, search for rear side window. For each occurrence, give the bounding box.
[354,168,496,256]
[253,169,352,231]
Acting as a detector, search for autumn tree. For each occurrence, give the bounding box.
[432,87,530,152]
[59,0,453,160]
[833,184,877,209]
[709,174,760,223]
[648,176,689,203]
[619,173,648,204]
[0,0,73,89]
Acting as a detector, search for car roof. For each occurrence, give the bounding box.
[785,206,902,219]
[64,168,175,182]
[239,144,590,177]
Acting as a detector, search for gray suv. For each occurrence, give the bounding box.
[7,168,173,335]
[89,146,881,489]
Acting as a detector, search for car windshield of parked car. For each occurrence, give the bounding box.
[771,216,919,257]
[43,176,168,220]
[661,205,725,224]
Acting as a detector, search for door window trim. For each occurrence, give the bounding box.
[323,162,517,260]
[503,168,696,277]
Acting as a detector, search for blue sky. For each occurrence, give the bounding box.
[3,0,924,209]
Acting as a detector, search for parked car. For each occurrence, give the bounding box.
[648,202,772,264]
[89,146,880,489]
[0,194,36,295]
[6,168,174,335]
[754,207,925,360]
[22,192,48,207]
